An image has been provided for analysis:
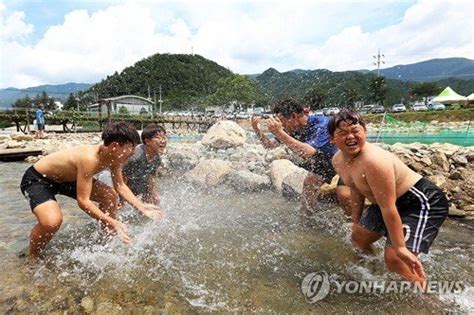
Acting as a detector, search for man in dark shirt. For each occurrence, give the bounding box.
[251,97,352,217]
[122,124,167,206]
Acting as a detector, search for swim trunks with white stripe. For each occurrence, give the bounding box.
[359,177,448,253]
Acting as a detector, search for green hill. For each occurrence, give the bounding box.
[88,54,233,109]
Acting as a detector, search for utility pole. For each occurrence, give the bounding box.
[158,85,163,114]
[373,49,385,77]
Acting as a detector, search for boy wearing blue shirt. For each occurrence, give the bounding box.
[35,104,46,139]
[251,97,352,217]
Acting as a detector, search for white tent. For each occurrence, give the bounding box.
[432,87,466,104]
[467,93,474,101]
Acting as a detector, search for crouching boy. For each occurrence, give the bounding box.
[329,109,448,284]
[20,122,161,260]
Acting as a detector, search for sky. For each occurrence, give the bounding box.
[0,0,472,88]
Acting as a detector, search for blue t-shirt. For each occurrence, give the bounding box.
[292,115,338,157]
[35,109,45,125]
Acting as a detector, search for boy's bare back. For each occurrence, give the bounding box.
[33,145,102,183]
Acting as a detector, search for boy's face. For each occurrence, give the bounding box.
[331,121,366,156]
[276,113,300,133]
[145,132,167,154]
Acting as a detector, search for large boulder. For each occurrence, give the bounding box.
[281,168,308,199]
[185,159,232,187]
[227,170,271,192]
[269,159,302,192]
[431,151,450,172]
[201,120,246,149]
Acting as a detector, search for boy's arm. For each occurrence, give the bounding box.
[267,117,316,158]
[251,116,280,149]
[350,187,366,224]
[365,158,425,279]
[76,164,131,244]
[110,165,161,220]
[146,175,160,206]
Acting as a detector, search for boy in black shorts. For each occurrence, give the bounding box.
[20,122,161,260]
[329,109,448,283]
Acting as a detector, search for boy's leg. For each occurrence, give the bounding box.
[351,223,383,255]
[384,247,425,283]
[30,200,63,259]
[301,173,324,217]
[90,180,118,219]
[336,185,352,217]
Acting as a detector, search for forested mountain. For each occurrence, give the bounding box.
[252,68,411,107]
[88,54,233,109]
[0,83,92,108]
[372,57,474,81]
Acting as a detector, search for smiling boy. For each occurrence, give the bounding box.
[20,122,162,260]
[329,109,448,283]
[122,124,167,206]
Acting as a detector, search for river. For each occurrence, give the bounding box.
[0,162,472,313]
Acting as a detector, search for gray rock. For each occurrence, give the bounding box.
[451,154,468,166]
[431,151,450,172]
[6,140,24,149]
[185,159,232,187]
[449,169,464,180]
[281,169,308,199]
[227,170,271,192]
[10,132,34,141]
[201,120,246,149]
[269,159,302,192]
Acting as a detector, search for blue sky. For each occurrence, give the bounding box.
[1,0,472,88]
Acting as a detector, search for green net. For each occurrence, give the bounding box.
[374,113,473,146]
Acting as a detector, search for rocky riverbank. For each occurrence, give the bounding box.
[1,120,473,219]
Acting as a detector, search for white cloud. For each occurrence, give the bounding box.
[0,0,472,88]
[1,10,34,41]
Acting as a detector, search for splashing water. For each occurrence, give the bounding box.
[0,163,472,313]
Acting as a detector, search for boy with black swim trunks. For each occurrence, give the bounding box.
[20,122,162,260]
[329,109,448,283]
[122,124,167,206]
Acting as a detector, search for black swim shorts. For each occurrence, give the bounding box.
[299,151,337,184]
[20,166,79,211]
[359,177,448,254]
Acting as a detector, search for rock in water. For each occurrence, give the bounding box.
[201,120,246,149]
[269,159,301,192]
[185,159,232,187]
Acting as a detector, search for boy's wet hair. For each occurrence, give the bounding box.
[272,97,304,117]
[102,121,140,146]
[141,124,166,143]
[328,108,366,136]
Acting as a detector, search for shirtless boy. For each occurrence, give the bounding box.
[329,109,448,283]
[122,124,167,206]
[20,122,161,260]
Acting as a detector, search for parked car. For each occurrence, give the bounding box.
[391,104,406,112]
[360,104,375,114]
[324,107,340,115]
[313,110,324,116]
[430,102,446,111]
[371,105,385,114]
[412,103,428,111]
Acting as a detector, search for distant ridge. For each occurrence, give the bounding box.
[0,82,93,107]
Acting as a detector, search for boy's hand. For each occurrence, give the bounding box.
[140,203,162,220]
[267,116,283,134]
[394,247,426,280]
[251,115,261,132]
[113,221,132,244]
